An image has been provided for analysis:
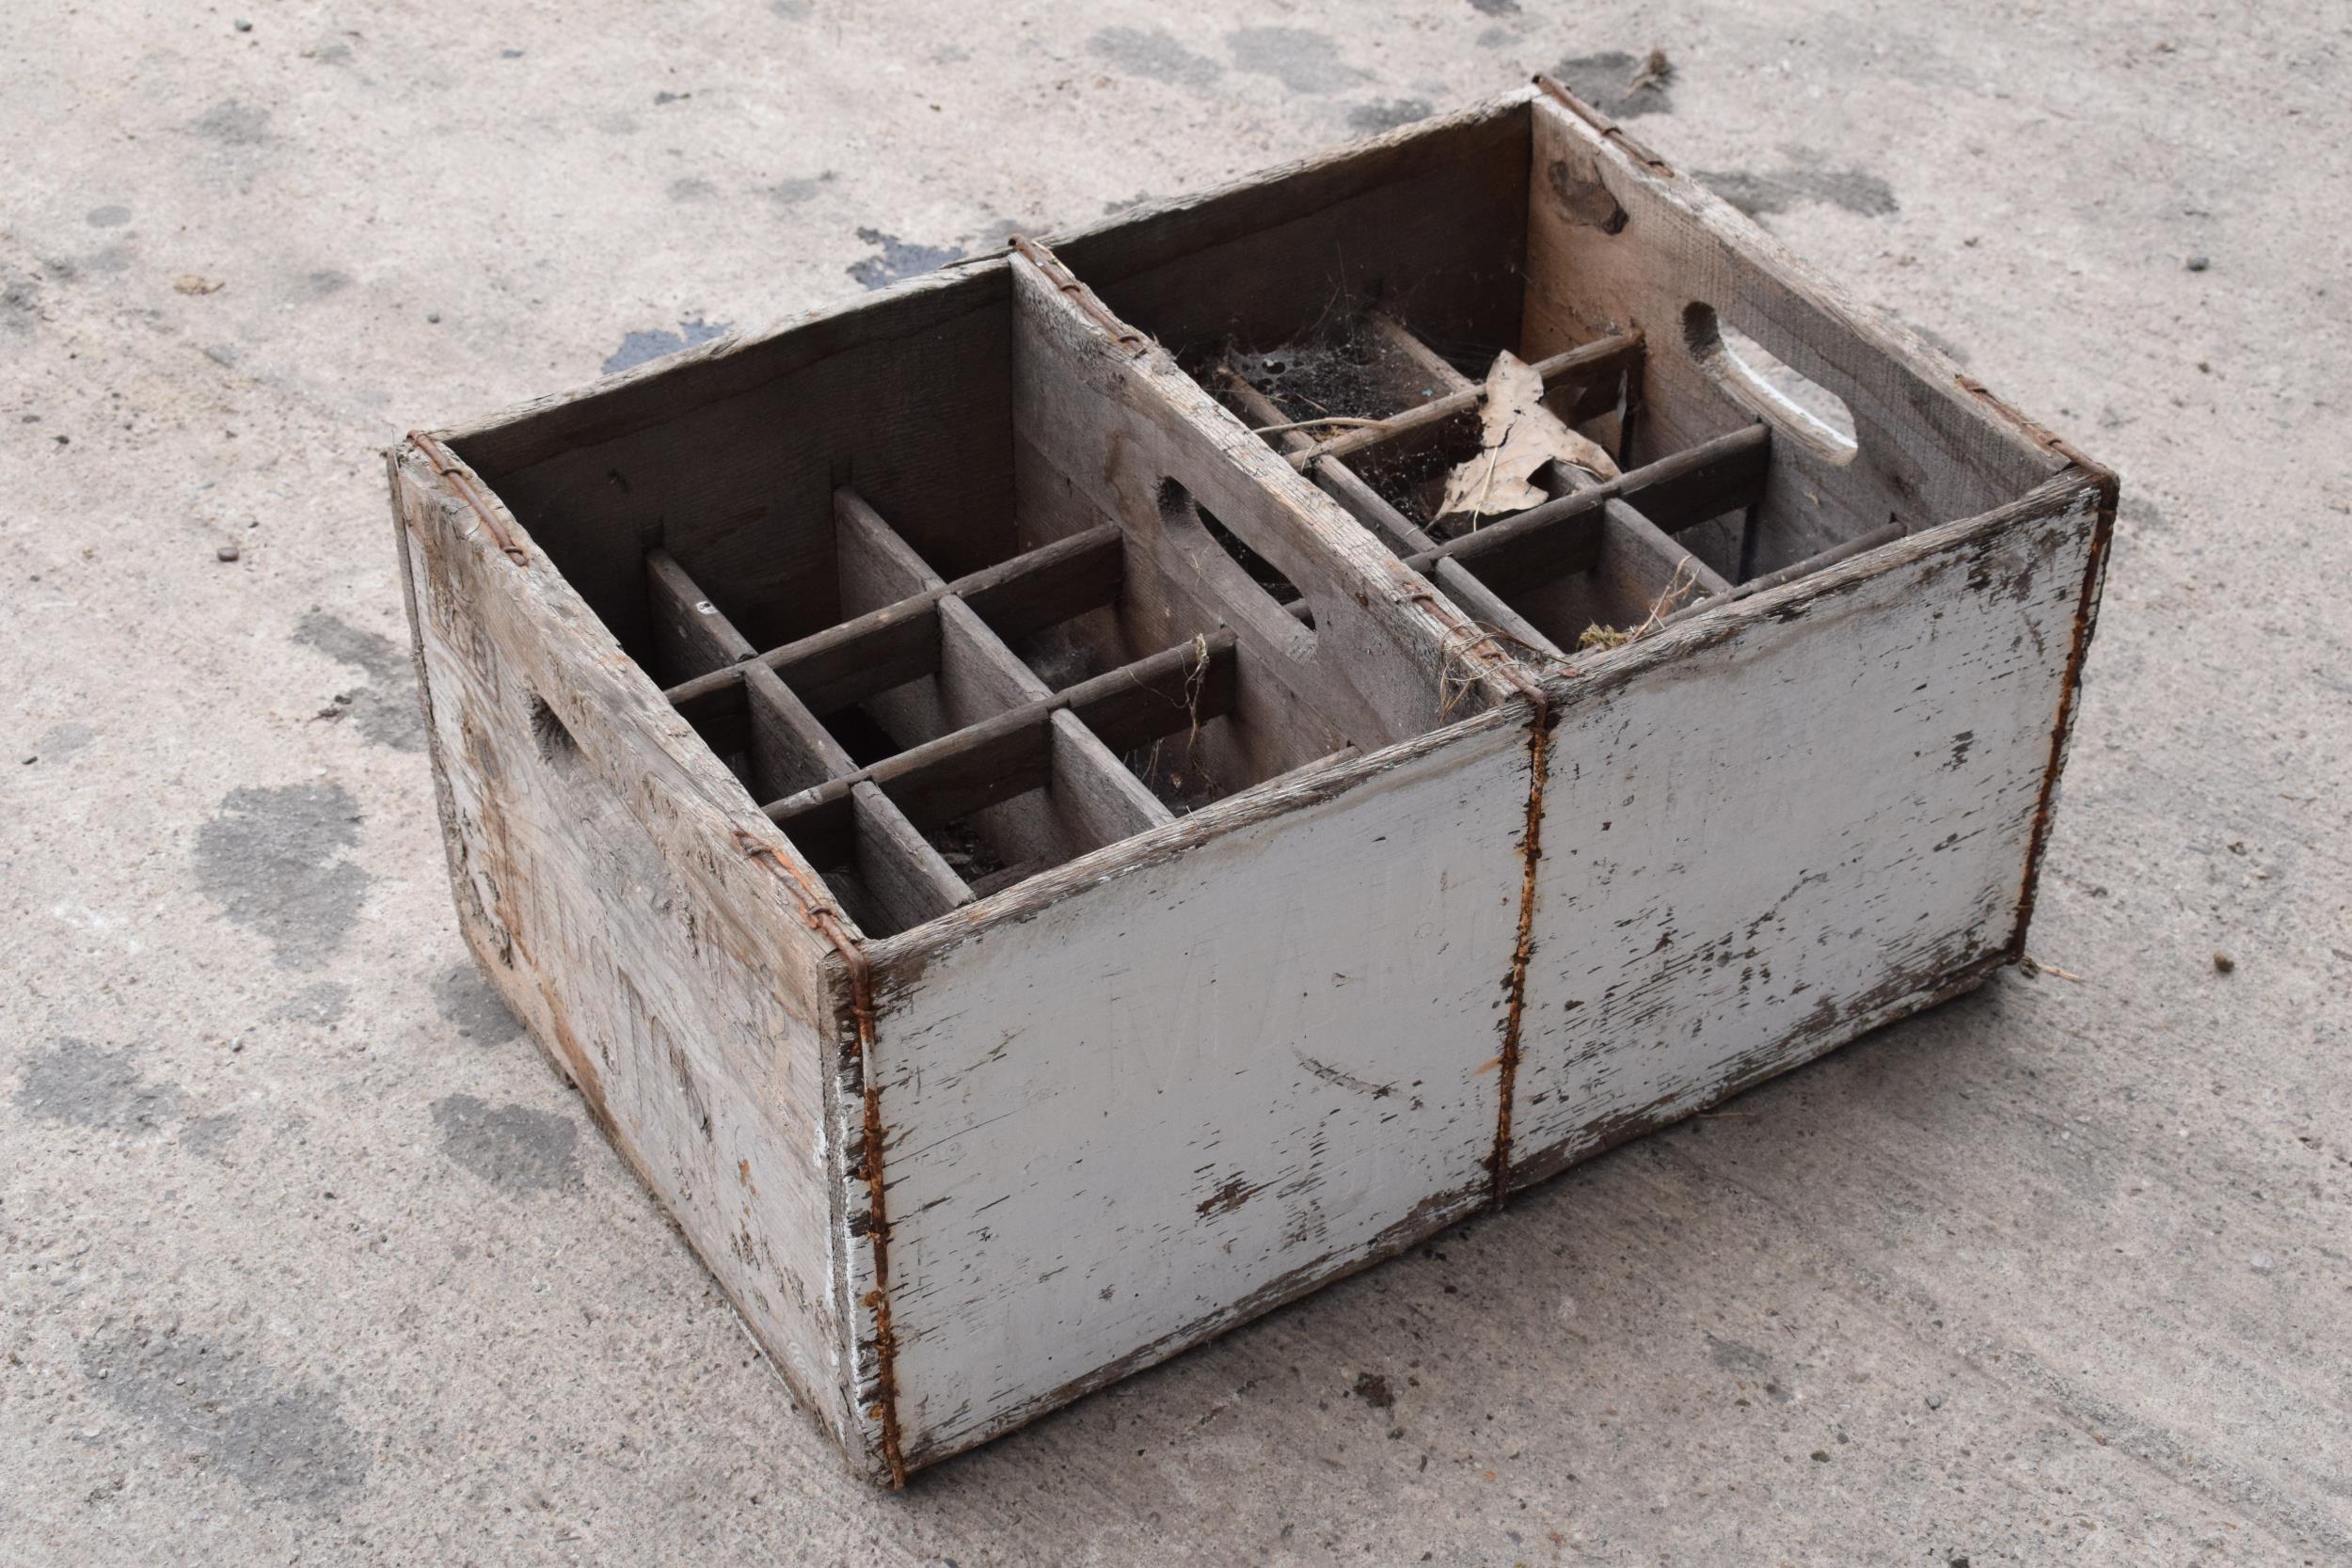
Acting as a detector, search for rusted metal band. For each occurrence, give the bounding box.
[1406,584,1555,1210]
[1533,73,1677,177]
[406,430,530,564]
[1958,376,2119,961]
[734,832,909,1488]
[2006,478,2117,962]
[1488,682,1550,1209]
[1009,235,1149,355]
[1957,376,2120,494]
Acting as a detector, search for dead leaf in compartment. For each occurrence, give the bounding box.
[1435,350,1621,526]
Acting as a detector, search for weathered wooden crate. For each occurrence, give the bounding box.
[389,80,2114,1484]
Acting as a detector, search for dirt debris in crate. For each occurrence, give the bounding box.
[926,816,1008,881]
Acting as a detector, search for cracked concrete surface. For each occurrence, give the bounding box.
[4,3,2348,1564]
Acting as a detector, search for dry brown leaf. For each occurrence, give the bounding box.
[1435,350,1620,525]
[173,275,224,295]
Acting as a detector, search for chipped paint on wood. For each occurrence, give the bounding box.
[865,716,1532,1467]
[1508,484,2106,1179]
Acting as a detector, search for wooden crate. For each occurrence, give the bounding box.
[389,80,2115,1484]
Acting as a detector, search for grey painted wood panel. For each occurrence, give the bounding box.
[866,715,1530,1466]
[1510,485,2106,1180]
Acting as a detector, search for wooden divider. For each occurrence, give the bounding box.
[652,488,1190,934]
[1209,314,1764,662]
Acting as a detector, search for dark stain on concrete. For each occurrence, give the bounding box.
[434,962,521,1044]
[601,316,729,374]
[292,610,422,752]
[1088,26,1223,89]
[1548,51,1675,118]
[667,176,716,202]
[1700,164,1898,219]
[847,230,965,291]
[432,1094,580,1193]
[15,1040,184,1132]
[1226,27,1366,94]
[303,269,351,296]
[768,171,834,206]
[1347,98,1433,135]
[3,268,41,334]
[87,204,132,228]
[1469,0,1520,13]
[81,1323,368,1507]
[1707,1334,1773,1374]
[179,1111,243,1158]
[192,783,372,971]
[274,981,351,1028]
[189,100,274,146]
[30,719,97,760]
[771,0,810,16]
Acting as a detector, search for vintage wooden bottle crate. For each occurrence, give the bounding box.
[389,80,2114,1483]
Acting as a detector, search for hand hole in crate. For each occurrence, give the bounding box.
[1683,302,1858,466]
[1155,477,1316,643]
[527,694,580,764]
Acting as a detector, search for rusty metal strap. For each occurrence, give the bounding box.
[1009,235,1149,355]
[1400,582,1558,1211]
[1956,376,2119,495]
[734,832,908,1487]
[1533,73,1677,177]
[406,430,529,564]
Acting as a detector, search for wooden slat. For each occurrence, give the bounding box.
[767,634,1237,832]
[1366,309,1476,394]
[836,486,946,613]
[666,523,1125,725]
[644,546,758,684]
[1660,520,1911,628]
[1404,424,1770,588]
[945,597,1172,850]
[1601,499,1734,610]
[743,662,854,800]
[849,781,973,932]
[1313,458,1439,556]
[1048,708,1174,846]
[1292,331,1644,470]
[1216,356,1441,556]
[1432,558,1565,660]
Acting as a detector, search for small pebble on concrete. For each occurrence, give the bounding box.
[216,544,240,562]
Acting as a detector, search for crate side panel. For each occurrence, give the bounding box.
[869,719,1530,1466]
[462,272,1015,657]
[1070,102,1531,358]
[1522,96,2062,572]
[1510,487,2105,1178]
[391,453,866,1454]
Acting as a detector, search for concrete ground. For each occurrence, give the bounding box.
[4,1,2346,1562]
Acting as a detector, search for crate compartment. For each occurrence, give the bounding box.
[391,80,2114,1487]
[620,249,1479,934]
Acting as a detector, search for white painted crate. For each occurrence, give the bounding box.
[389,81,2114,1484]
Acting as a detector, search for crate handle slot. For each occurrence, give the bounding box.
[1682,302,1857,466]
[527,693,581,765]
[1154,477,1318,661]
